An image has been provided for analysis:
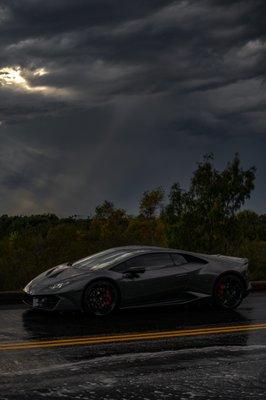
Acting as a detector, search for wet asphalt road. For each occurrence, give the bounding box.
[0,292,266,399]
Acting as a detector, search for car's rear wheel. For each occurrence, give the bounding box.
[83,280,118,316]
[213,274,245,310]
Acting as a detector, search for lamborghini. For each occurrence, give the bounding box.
[23,246,251,315]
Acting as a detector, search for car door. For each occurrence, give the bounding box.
[115,252,188,307]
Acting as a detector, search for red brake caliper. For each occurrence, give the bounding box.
[104,289,113,306]
[217,283,225,298]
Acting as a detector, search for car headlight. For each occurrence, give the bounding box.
[49,281,71,290]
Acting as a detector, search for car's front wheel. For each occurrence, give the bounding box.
[213,274,245,310]
[83,280,118,316]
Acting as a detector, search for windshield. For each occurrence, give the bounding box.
[72,249,132,270]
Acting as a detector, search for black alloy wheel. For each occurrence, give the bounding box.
[83,280,118,316]
[213,274,245,310]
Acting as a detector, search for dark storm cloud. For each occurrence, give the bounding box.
[0,0,266,215]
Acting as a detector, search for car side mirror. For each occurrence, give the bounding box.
[124,266,146,275]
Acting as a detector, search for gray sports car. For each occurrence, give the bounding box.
[23,246,251,315]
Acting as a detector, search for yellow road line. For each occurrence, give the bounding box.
[1,323,266,347]
[1,323,266,351]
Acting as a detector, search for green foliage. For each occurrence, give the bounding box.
[0,154,265,291]
[234,241,266,281]
[139,187,165,219]
[164,154,256,253]
[163,183,184,223]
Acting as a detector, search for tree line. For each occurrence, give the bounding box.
[0,154,265,291]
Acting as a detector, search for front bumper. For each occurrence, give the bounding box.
[23,292,82,311]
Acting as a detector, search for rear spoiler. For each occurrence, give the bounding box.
[213,254,248,264]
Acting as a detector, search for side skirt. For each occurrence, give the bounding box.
[120,293,211,310]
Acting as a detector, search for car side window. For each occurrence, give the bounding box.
[171,253,187,266]
[182,254,208,264]
[126,253,174,270]
[111,262,128,273]
[125,255,146,268]
[112,257,147,272]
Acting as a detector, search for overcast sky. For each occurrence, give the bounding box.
[0,0,266,216]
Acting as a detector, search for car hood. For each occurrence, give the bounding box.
[24,263,92,294]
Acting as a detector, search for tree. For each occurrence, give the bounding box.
[258,215,266,241]
[236,210,260,242]
[190,154,256,218]
[125,217,167,247]
[139,187,165,219]
[95,201,116,219]
[165,154,256,253]
[163,183,184,223]
[89,201,129,249]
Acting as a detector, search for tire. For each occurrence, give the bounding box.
[213,274,245,310]
[83,280,118,316]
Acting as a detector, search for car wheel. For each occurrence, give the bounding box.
[213,274,245,310]
[83,280,118,316]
